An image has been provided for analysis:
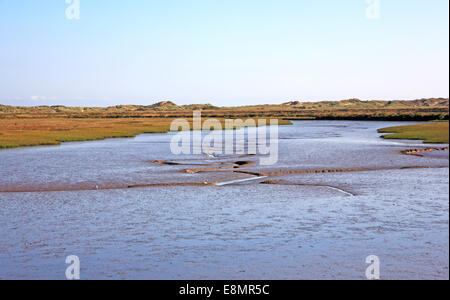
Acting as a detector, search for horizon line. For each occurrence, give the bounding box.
[1,97,449,108]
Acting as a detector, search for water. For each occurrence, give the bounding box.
[0,121,448,279]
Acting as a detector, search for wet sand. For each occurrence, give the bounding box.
[0,147,446,193]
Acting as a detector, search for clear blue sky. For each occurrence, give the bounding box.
[0,0,448,106]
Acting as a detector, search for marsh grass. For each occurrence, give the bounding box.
[0,118,292,149]
[378,122,449,144]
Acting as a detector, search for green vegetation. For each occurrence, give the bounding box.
[0,118,171,149]
[0,117,292,149]
[378,122,449,144]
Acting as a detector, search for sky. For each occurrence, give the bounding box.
[0,0,448,107]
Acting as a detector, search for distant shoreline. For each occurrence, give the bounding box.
[1,98,448,121]
[1,98,448,149]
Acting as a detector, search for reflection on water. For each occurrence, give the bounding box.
[0,121,448,279]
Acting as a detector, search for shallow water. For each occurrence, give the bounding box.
[0,121,448,279]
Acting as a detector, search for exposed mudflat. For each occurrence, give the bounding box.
[0,121,448,279]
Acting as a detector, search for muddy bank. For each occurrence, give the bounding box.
[0,182,214,193]
[401,147,449,156]
[234,165,437,177]
[1,165,446,193]
[183,161,255,174]
[1,140,448,194]
[1,146,447,193]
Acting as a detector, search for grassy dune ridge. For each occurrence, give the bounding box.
[378,122,449,144]
[0,98,448,120]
